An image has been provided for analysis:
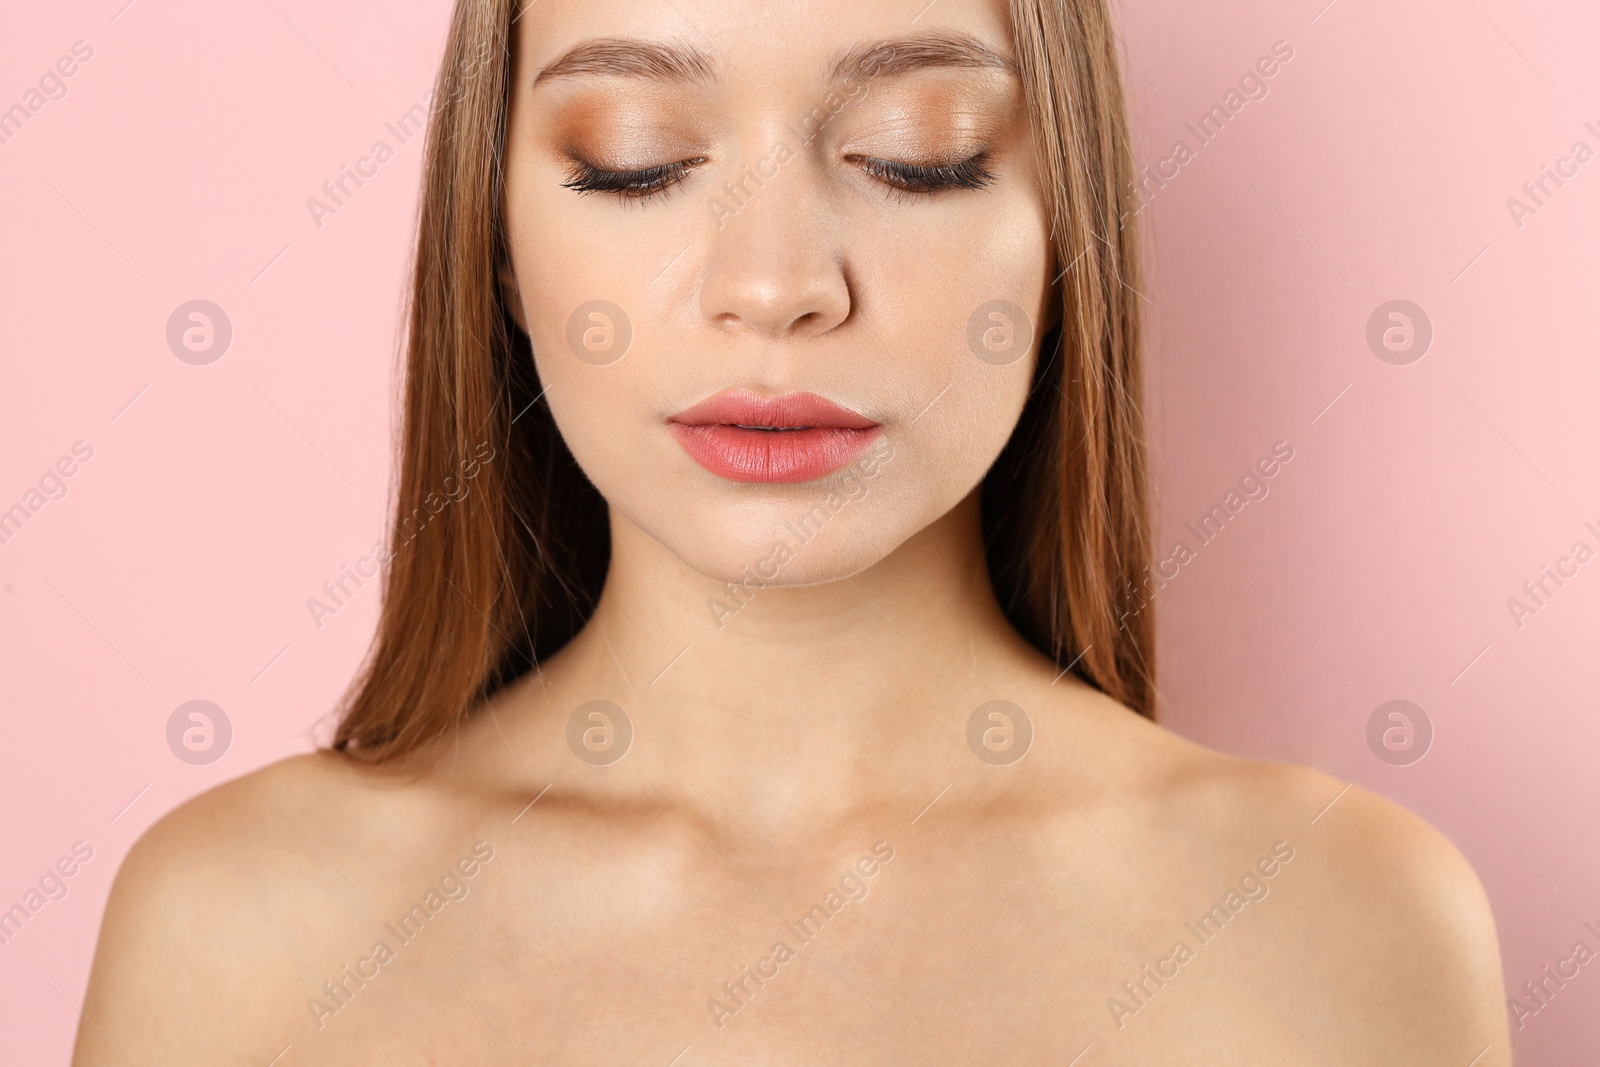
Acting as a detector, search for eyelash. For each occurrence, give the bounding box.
[560,152,996,203]
[561,158,707,203]
[850,153,996,197]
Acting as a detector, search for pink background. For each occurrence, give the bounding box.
[1,0,1594,1062]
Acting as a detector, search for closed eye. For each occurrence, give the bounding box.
[561,157,708,202]
[850,152,996,197]
[560,150,996,204]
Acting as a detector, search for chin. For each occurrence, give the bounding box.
[623,477,943,590]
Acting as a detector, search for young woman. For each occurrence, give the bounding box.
[76,0,1511,1062]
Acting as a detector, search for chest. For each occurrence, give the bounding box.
[279,837,1304,1065]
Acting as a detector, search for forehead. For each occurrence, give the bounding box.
[512,0,1018,89]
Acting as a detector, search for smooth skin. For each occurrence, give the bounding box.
[75,0,1510,1063]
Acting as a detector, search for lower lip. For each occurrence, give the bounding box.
[670,423,881,484]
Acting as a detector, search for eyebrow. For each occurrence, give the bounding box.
[829,31,1018,83]
[533,37,717,87]
[531,31,1017,88]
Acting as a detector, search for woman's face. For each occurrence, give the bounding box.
[502,0,1053,585]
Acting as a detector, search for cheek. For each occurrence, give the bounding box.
[872,339,1034,556]
[504,162,672,498]
[867,190,1049,499]
[509,177,640,375]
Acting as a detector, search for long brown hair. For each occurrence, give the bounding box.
[332,0,1154,762]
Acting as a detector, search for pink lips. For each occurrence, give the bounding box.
[669,390,882,484]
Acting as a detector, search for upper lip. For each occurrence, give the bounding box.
[669,390,878,430]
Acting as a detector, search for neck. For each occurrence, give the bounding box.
[555,490,1038,832]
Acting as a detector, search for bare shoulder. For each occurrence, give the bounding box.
[89,751,382,929]
[75,752,456,1066]
[1067,695,1510,1063]
[1242,761,1509,1063]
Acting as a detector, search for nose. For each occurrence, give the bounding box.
[698,158,852,340]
